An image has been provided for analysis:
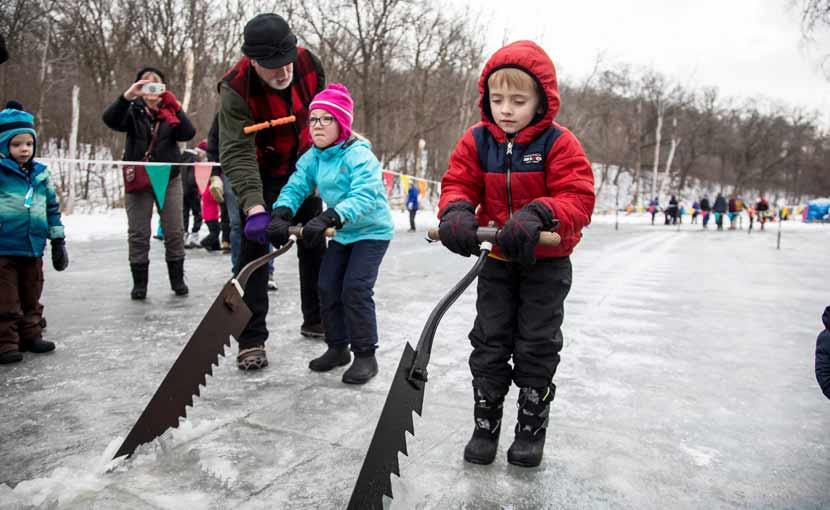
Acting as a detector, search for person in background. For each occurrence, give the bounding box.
[200,175,222,251]
[180,140,206,248]
[648,196,659,225]
[691,200,700,224]
[816,306,830,400]
[755,196,769,231]
[727,195,738,230]
[0,108,68,364]
[700,195,712,228]
[406,181,419,232]
[712,192,727,231]
[207,114,239,267]
[665,195,678,225]
[102,66,195,299]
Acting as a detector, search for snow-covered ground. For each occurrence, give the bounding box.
[1,212,829,509]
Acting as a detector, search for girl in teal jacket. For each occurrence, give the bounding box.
[0,107,68,363]
[267,84,393,385]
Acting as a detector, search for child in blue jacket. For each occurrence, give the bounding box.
[267,84,393,385]
[0,107,68,364]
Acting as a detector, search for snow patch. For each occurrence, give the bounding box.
[0,438,124,509]
[679,443,719,467]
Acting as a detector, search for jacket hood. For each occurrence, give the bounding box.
[0,108,37,161]
[823,306,830,330]
[478,40,560,143]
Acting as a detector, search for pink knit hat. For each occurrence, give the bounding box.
[308,83,354,144]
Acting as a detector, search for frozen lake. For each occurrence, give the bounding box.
[2,213,829,509]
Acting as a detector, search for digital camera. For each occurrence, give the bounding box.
[141,83,166,95]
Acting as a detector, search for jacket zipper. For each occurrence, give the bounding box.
[506,140,514,219]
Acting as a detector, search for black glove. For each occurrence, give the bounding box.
[51,238,68,271]
[266,206,293,248]
[499,202,555,265]
[438,201,480,257]
[303,208,342,248]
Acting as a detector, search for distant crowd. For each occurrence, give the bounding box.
[644,193,788,231]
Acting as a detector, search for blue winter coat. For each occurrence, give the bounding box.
[816,306,830,400]
[0,157,64,257]
[406,185,419,211]
[274,137,394,245]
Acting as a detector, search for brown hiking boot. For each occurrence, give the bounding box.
[237,346,268,371]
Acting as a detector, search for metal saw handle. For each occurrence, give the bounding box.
[234,226,336,289]
[409,243,491,385]
[426,226,561,246]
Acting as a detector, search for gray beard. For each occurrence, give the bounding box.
[268,73,293,91]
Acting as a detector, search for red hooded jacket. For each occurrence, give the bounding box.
[438,40,595,258]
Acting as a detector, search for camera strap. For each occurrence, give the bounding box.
[142,119,161,162]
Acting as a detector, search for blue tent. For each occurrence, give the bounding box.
[805,198,830,222]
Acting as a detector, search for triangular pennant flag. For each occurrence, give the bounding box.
[401,175,409,196]
[418,179,427,196]
[146,164,172,210]
[194,163,211,194]
[383,171,394,195]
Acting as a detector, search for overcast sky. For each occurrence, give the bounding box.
[456,0,830,120]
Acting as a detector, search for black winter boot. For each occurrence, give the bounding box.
[342,351,378,384]
[167,259,189,296]
[507,384,555,467]
[463,388,503,465]
[130,263,149,300]
[20,336,55,353]
[0,350,23,364]
[308,345,351,372]
[200,221,221,251]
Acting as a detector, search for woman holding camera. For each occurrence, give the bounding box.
[103,66,195,300]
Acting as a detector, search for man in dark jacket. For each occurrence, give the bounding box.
[817,306,830,400]
[219,13,327,370]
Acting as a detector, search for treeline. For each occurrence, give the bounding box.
[1,0,828,207]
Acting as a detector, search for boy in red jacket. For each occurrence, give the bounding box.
[438,41,595,467]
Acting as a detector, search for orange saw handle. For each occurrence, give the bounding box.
[243,115,297,135]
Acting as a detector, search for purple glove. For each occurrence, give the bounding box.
[244,211,270,245]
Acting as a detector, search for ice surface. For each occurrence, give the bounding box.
[1,214,829,509]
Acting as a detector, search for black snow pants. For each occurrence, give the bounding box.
[236,175,326,350]
[468,256,572,403]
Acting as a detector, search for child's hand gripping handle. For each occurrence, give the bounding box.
[287,225,337,239]
[427,226,561,246]
[243,115,297,135]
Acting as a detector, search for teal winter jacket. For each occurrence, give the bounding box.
[275,137,394,245]
[0,157,64,257]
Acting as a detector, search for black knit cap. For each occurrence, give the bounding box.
[242,13,297,69]
[135,66,166,84]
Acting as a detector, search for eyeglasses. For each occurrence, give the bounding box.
[308,115,335,127]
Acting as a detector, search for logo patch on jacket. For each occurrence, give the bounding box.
[522,153,543,165]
